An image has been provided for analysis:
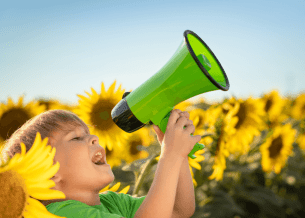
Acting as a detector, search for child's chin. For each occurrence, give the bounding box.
[93,162,110,167]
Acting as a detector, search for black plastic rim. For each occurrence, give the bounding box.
[183,30,230,91]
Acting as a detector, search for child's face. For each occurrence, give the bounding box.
[49,124,115,195]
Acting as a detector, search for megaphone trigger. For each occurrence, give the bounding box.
[188,143,205,159]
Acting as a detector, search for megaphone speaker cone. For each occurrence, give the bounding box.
[111,30,230,134]
[184,30,229,91]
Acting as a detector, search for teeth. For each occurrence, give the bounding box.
[93,151,104,165]
[95,152,102,156]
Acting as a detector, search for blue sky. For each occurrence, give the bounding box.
[1,0,304,105]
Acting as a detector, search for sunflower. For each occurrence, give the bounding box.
[296,133,305,151]
[188,108,208,144]
[261,90,287,128]
[188,149,205,187]
[195,105,223,145]
[193,96,213,110]
[208,108,235,181]
[0,143,6,166]
[174,99,195,112]
[103,143,125,168]
[0,96,46,145]
[296,119,305,150]
[221,97,238,115]
[118,127,155,165]
[36,98,75,111]
[99,182,130,195]
[208,149,228,181]
[224,97,265,156]
[73,80,131,151]
[102,129,152,168]
[290,93,305,120]
[0,132,66,218]
[260,124,296,174]
[103,127,154,168]
[189,108,209,129]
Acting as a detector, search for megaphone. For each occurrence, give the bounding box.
[111,30,229,159]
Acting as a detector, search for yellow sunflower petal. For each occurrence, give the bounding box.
[25,197,66,218]
[77,94,90,102]
[109,182,121,192]
[119,185,130,194]
[28,187,66,200]
[189,161,202,170]
[25,161,60,183]
[18,145,52,175]
[27,179,55,190]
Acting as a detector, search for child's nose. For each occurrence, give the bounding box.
[90,135,99,145]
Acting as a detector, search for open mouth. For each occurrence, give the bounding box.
[92,151,106,165]
[94,160,104,165]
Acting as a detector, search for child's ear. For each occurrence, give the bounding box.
[51,174,62,183]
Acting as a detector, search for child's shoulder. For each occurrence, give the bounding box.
[46,198,87,212]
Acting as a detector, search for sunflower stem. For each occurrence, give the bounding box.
[132,152,160,196]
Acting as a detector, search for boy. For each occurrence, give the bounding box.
[6,109,200,217]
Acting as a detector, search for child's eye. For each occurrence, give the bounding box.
[72,137,80,140]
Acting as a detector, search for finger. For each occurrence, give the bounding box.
[172,109,182,114]
[176,116,188,129]
[153,124,158,132]
[184,124,195,134]
[181,111,190,119]
[192,134,202,143]
[153,125,162,134]
[183,120,193,128]
[167,110,182,128]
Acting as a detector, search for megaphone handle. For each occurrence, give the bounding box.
[158,111,205,159]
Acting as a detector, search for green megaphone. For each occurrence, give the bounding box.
[111,30,230,159]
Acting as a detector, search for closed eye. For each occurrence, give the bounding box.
[72,137,81,140]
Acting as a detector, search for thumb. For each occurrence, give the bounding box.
[153,124,160,133]
[153,124,164,143]
[153,125,162,137]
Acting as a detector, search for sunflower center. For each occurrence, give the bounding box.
[0,108,30,141]
[235,103,247,129]
[268,136,283,158]
[264,98,273,113]
[130,139,142,155]
[90,99,115,131]
[0,170,28,217]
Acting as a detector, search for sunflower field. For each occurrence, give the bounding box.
[1,80,305,217]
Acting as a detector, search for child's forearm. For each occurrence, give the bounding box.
[134,152,184,218]
[173,158,196,217]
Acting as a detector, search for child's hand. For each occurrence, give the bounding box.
[153,109,189,145]
[153,109,201,159]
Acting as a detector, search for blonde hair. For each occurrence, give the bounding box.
[2,109,90,206]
